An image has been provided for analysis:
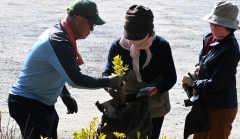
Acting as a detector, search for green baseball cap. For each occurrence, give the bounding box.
[67,0,106,25]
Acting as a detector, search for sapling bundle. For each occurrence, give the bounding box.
[111,55,129,104]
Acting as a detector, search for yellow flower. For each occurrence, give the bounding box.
[113,65,122,71]
[112,55,129,76]
[161,135,168,139]
[136,130,140,139]
[113,132,120,138]
[113,55,122,64]
[72,117,107,139]
[1,110,7,113]
[85,128,89,135]
[119,133,126,139]
[93,117,99,122]
[90,129,94,134]
[104,123,107,126]
[40,135,48,139]
[90,123,96,131]
[123,65,129,71]
[98,133,106,139]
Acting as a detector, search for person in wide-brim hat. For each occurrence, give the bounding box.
[201,1,240,30]
[192,1,239,139]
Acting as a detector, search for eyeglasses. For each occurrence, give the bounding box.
[83,18,95,29]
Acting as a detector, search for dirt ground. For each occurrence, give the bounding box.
[1,0,240,138]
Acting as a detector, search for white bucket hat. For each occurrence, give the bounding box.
[202,1,240,30]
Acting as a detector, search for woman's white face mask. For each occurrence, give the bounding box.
[210,23,230,40]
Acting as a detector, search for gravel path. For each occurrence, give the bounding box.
[1,0,240,138]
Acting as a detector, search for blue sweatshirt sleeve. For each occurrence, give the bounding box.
[49,41,111,89]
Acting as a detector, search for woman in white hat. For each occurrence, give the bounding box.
[192,1,240,139]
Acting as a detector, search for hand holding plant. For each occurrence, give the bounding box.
[110,55,129,104]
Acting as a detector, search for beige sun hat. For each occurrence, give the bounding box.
[201,1,240,30]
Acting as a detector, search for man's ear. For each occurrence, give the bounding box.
[75,16,81,22]
[74,16,82,26]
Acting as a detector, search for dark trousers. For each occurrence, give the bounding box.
[8,94,59,139]
[150,116,165,139]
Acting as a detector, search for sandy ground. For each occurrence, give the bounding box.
[1,0,240,138]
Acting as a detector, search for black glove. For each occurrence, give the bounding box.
[62,93,78,114]
[104,88,122,100]
[107,75,123,88]
[182,84,193,99]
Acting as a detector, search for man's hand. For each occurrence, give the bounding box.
[62,93,78,114]
[136,87,158,98]
[104,88,122,100]
[107,75,123,88]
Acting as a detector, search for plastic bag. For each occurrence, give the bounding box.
[184,99,210,139]
[96,96,152,139]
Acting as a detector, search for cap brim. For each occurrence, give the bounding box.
[86,16,106,25]
[201,14,240,30]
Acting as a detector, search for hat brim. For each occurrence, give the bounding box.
[86,15,106,25]
[124,29,149,40]
[132,33,149,45]
[201,14,240,30]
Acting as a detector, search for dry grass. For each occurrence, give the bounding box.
[0,112,25,139]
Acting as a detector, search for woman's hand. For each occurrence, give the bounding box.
[195,66,200,76]
[193,88,198,96]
